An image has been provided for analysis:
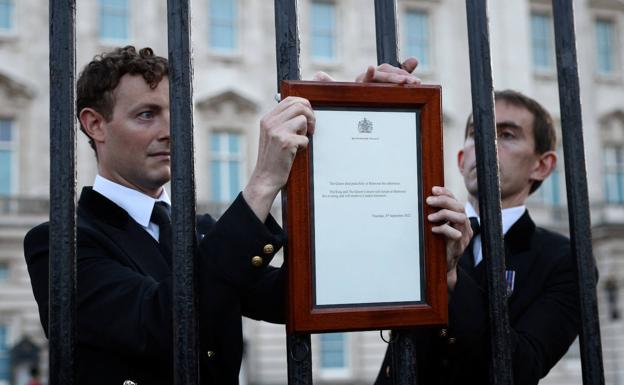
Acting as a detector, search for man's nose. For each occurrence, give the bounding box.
[160,112,171,139]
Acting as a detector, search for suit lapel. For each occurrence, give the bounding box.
[79,187,171,279]
[459,237,487,283]
[110,221,170,278]
[460,211,538,295]
[503,211,538,302]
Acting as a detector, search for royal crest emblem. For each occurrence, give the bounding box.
[357,117,373,133]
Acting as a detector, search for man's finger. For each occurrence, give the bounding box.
[376,62,420,79]
[373,71,420,84]
[432,185,455,198]
[283,105,315,135]
[293,135,310,152]
[276,103,315,132]
[272,96,312,115]
[401,57,419,73]
[356,66,376,83]
[378,63,408,74]
[312,71,335,82]
[428,209,469,226]
[279,114,312,137]
[356,63,421,84]
[284,134,310,157]
[426,194,465,213]
[431,224,462,240]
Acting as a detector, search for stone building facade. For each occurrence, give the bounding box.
[0,0,623,384]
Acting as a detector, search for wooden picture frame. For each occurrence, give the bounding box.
[282,81,446,333]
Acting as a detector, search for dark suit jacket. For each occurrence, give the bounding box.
[375,211,580,385]
[24,187,287,385]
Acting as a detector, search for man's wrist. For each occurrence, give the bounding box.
[242,176,281,223]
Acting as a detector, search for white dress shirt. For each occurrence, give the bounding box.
[465,202,526,266]
[93,175,171,241]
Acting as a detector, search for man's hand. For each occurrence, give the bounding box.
[355,57,421,84]
[312,71,335,82]
[426,186,472,292]
[311,57,421,84]
[243,97,315,222]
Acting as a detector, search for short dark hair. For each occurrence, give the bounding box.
[464,89,557,193]
[76,46,169,152]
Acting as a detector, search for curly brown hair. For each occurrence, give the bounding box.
[76,46,169,152]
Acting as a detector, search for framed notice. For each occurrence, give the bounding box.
[282,81,446,333]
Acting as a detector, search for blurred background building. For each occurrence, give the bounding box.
[0,0,623,384]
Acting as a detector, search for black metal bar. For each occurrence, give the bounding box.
[551,1,605,384]
[274,0,301,89]
[167,0,199,384]
[374,0,400,66]
[48,1,76,384]
[391,331,417,385]
[464,1,513,384]
[274,0,311,383]
[287,334,313,384]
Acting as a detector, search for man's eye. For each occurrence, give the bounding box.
[499,131,515,139]
[138,111,154,119]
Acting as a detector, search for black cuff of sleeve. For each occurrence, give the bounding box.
[198,192,286,288]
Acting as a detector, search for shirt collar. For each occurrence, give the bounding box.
[93,175,171,228]
[465,201,526,236]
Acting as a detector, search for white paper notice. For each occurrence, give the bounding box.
[313,109,422,306]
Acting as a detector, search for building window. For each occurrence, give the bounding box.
[319,333,347,369]
[311,1,337,61]
[208,0,237,51]
[0,119,14,196]
[596,19,616,75]
[0,0,13,32]
[99,0,129,41]
[0,325,9,382]
[404,10,430,68]
[604,146,624,204]
[530,12,554,71]
[210,132,244,203]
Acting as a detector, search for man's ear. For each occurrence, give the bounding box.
[457,149,466,176]
[79,108,107,144]
[530,150,557,183]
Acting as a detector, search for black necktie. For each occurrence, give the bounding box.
[469,217,480,237]
[151,202,172,266]
[468,217,481,270]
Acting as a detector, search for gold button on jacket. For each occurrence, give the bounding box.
[263,244,274,254]
[206,350,215,358]
[251,255,263,267]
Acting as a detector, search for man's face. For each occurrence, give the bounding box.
[458,100,544,208]
[97,74,170,197]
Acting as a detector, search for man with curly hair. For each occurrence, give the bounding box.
[24,46,426,384]
[24,45,313,384]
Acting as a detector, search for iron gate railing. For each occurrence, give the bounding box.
[48,1,76,384]
[47,0,604,384]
